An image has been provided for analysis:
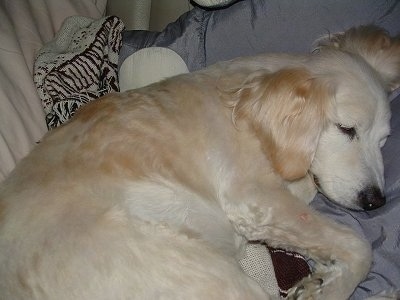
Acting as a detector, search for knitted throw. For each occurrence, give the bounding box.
[34,16,124,129]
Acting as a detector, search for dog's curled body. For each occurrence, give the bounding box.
[0,26,399,299]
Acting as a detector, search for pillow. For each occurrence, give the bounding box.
[120,0,400,73]
[119,47,189,91]
[193,0,237,8]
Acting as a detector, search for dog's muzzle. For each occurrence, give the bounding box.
[311,174,386,211]
[358,186,386,211]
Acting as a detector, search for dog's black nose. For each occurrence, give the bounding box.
[358,186,386,210]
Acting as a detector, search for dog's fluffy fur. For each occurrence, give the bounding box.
[0,26,399,299]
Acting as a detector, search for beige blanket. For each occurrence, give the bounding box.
[0,0,107,181]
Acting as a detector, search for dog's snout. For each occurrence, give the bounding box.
[358,186,386,210]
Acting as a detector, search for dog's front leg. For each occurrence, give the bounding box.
[222,182,371,300]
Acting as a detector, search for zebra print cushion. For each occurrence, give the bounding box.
[34,15,124,129]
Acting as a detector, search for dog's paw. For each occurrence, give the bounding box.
[286,274,324,300]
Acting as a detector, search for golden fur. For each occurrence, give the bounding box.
[0,26,399,299]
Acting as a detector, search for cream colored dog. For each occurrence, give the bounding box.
[0,26,399,300]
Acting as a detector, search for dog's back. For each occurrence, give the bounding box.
[0,73,271,299]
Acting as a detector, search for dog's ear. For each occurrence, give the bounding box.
[223,68,334,181]
[313,25,400,91]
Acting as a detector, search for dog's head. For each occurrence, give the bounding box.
[224,26,399,211]
[309,25,399,210]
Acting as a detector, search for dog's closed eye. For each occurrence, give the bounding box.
[336,123,357,140]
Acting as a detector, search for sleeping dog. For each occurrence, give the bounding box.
[0,25,399,299]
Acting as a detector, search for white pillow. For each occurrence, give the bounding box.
[119,47,189,91]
